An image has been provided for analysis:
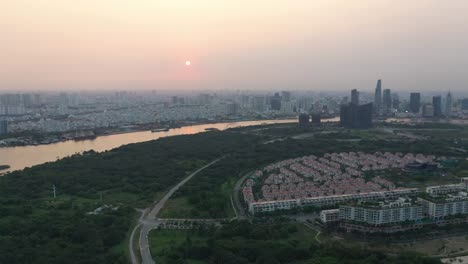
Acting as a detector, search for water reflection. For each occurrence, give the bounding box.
[0,119,307,173]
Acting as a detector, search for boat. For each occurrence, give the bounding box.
[151,128,170,132]
[73,135,97,141]
[205,128,220,132]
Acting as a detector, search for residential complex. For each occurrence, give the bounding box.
[418,192,468,219]
[241,152,468,234]
[331,179,468,233]
[243,151,436,214]
[339,198,423,225]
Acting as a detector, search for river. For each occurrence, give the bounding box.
[0,119,307,174]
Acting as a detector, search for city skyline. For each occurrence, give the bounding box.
[2,1,468,91]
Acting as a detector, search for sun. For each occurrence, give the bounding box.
[185,60,191,66]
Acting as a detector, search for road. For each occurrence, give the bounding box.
[129,209,146,264]
[131,157,224,264]
[232,171,251,219]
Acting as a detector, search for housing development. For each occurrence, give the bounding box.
[241,152,468,233]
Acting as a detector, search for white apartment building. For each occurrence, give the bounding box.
[248,188,419,214]
[339,198,423,225]
[320,209,340,223]
[418,192,468,219]
[426,184,465,195]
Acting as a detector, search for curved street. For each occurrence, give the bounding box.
[130,157,224,264]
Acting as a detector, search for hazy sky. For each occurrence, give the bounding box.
[2,0,468,92]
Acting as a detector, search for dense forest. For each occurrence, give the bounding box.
[0,131,260,263]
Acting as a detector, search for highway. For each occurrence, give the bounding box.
[130,157,224,264]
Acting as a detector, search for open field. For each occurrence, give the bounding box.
[149,229,208,264]
[158,197,193,218]
[321,228,468,259]
[149,223,319,263]
[373,170,459,190]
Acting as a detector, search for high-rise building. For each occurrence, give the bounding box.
[241,95,250,107]
[374,79,382,114]
[432,96,442,118]
[281,91,291,102]
[341,96,349,105]
[270,93,282,111]
[311,113,321,124]
[392,93,400,110]
[340,103,373,129]
[298,114,310,126]
[462,98,468,111]
[226,102,240,115]
[423,104,434,118]
[351,89,359,105]
[0,120,7,135]
[253,96,266,112]
[198,93,212,105]
[382,89,392,110]
[445,91,453,118]
[410,93,421,113]
[178,97,185,105]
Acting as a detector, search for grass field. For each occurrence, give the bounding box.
[158,197,194,218]
[149,223,318,263]
[370,170,459,190]
[159,179,236,219]
[149,229,208,264]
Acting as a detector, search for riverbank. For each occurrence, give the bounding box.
[0,117,298,148]
[0,118,304,173]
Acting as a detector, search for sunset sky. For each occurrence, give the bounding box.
[2,0,468,91]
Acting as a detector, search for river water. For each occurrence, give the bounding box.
[0,119,305,173]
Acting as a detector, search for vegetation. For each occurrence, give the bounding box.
[0,123,466,263]
[151,220,441,264]
[165,125,465,218]
[0,132,260,263]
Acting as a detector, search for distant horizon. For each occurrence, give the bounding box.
[1,87,466,99]
[3,1,468,92]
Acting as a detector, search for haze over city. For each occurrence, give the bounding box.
[4,2,468,264]
[2,0,468,92]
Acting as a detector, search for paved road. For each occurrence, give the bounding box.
[135,157,224,264]
[129,209,146,264]
[232,171,251,219]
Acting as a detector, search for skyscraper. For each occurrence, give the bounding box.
[351,89,359,105]
[382,89,392,110]
[374,79,382,114]
[311,113,321,124]
[298,114,310,126]
[253,96,266,112]
[281,91,291,102]
[270,93,282,111]
[423,104,434,118]
[409,93,421,113]
[392,93,400,110]
[0,120,7,135]
[462,98,468,111]
[445,91,453,118]
[340,103,373,129]
[432,96,442,118]
[341,96,349,105]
